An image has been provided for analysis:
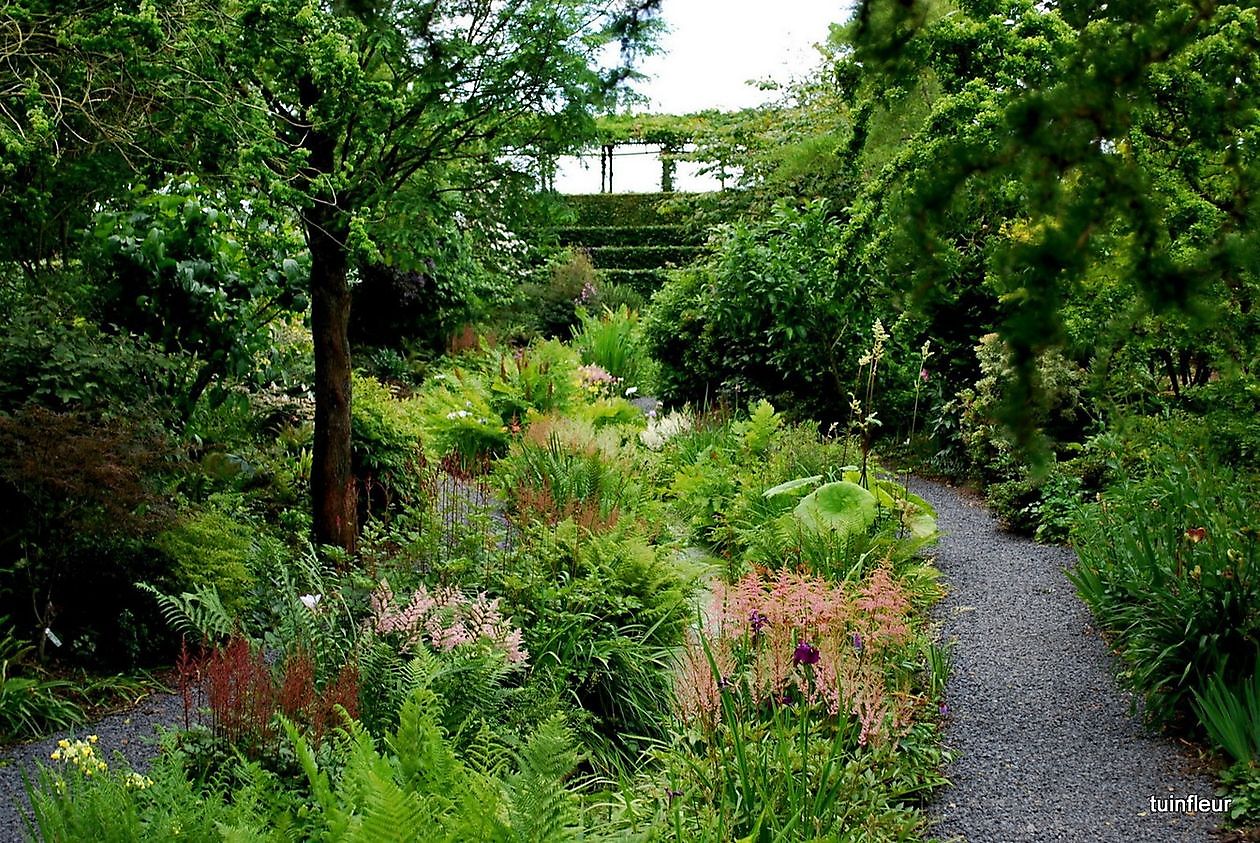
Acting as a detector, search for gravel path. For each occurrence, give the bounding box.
[918,476,1220,842]
[0,691,183,841]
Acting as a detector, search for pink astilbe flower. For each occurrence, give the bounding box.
[852,565,911,649]
[675,564,914,747]
[673,628,737,726]
[370,580,529,666]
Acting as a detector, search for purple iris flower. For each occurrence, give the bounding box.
[749,611,768,636]
[792,641,820,666]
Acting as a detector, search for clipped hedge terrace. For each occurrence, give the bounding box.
[589,245,704,270]
[553,225,703,248]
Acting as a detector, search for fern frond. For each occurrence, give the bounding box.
[137,582,235,640]
[504,715,582,842]
[390,687,462,798]
[354,774,429,843]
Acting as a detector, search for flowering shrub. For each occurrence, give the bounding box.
[369,580,528,666]
[677,564,914,746]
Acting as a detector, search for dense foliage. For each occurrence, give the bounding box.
[3,0,1259,834]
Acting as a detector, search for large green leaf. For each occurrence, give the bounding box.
[870,480,938,538]
[762,475,822,498]
[793,481,877,539]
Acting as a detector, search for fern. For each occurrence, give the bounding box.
[137,582,235,641]
[264,689,592,843]
[503,715,583,843]
[261,545,356,678]
[735,399,781,455]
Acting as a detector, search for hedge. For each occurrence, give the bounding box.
[561,193,672,228]
[552,225,703,248]
[589,245,704,270]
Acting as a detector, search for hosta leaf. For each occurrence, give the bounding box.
[793,480,877,539]
[762,475,822,498]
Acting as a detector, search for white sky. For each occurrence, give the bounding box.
[555,1,850,193]
[636,0,848,113]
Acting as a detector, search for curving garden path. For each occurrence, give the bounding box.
[919,476,1220,842]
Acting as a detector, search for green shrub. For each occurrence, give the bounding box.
[1070,448,1260,726]
[153,497,257,612]
[516,249,599,339]
[642,201,863,416]
[352,372,427,504]
[0,274,182,416]
[969,335,1086,458]
[498,521,699,768]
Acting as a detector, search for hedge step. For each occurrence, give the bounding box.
[597,267,675,295]
[550,224,704,248]
[588,245,703,270]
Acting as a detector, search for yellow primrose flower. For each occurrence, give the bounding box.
[49,750,61,760]
[57,739,69,749]
[88,735,98,744]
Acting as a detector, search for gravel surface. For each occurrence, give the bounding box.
[0,691,183,841]
[918,476,1221,843]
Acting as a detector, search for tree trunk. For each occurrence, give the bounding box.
[307,209,357,553]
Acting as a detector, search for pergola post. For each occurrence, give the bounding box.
[660,142,677,192]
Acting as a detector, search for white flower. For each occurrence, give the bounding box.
[446,411,460,420]
[464,400,472,408]
[458,410,470,418]
[624,386,639,397]
[299,594,322,610]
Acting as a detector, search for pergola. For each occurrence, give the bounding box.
[562,110,747,193]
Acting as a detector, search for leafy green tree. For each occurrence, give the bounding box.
[86,179,308,417]
[846,0,1260,440]
[195,0,656,550]
[4,0,661,550]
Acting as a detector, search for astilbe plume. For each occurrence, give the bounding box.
[370,580,528,665]
[185,636,361,753]
[205,635,275,752]
[512,481,620,530]
[677,563,915,746]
